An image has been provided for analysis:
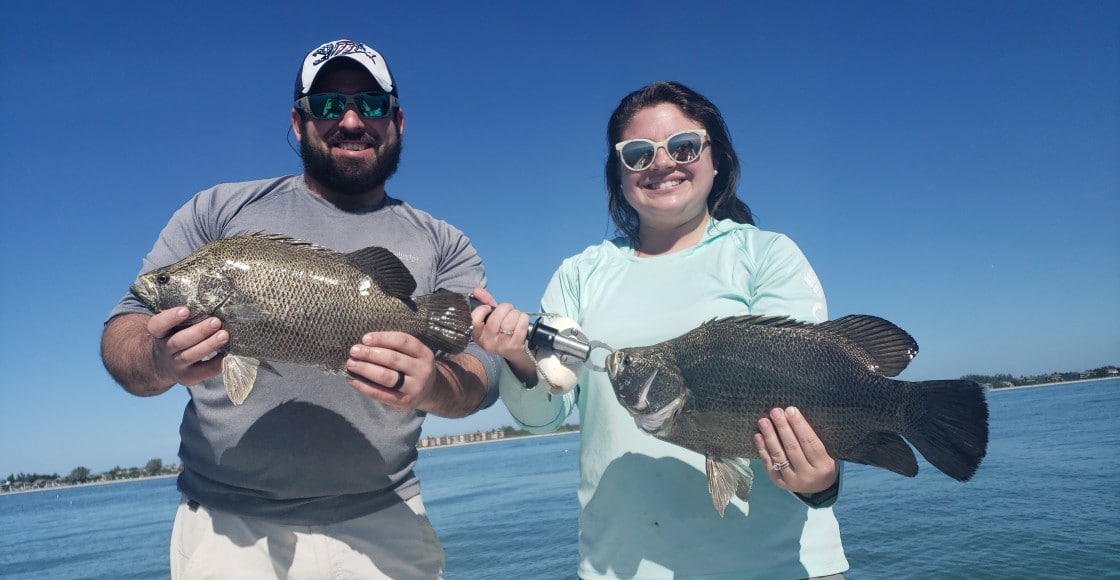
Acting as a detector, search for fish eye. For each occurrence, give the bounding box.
[156,274,170,285]
[623,355,632,366]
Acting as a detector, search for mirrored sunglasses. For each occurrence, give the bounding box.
[615,129,709,171]
[296,92,398,120]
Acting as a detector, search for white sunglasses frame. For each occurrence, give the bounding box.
[614,129,709,171]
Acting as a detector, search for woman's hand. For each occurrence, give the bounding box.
[470,288,537,385]
[754,406,838,495]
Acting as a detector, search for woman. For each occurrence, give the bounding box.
[473,81,848,579]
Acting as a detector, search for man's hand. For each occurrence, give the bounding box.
[345,328,489,417]
[345,331,439,413]
[101,309,228,396]
[148,308,229,387]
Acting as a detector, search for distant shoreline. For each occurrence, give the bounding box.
[989,376,1115,392]
[6,377,1113,494]
[0,473,178,497]
[419,429,579,452]
[1,434,581,495]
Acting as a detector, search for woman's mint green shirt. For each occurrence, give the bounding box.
[500,220,849,579]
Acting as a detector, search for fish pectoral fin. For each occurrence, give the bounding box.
[220,302,268,323]
[222,355,262,405]
[705,456,754,518]
[843,432,919,477]
[631,396,683,435]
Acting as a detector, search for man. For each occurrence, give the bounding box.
[101,39,500,579]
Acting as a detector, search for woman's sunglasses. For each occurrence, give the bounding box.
[615,129,709,171]
[296,92,398,120]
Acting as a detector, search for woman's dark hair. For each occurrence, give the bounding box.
[605,81,754,243]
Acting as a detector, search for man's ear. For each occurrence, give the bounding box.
[290,108,304,142]
[395,106,405,135]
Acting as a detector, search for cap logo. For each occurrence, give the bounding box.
[298,39,395,98]
[312,40,380,67]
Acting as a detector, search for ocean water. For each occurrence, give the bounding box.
[2,379,1117,579]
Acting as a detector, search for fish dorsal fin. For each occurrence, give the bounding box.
[708,314,917,376]
[242,233,418,301]
[243,233,418,301]
[707,314,808,330]
[344,246,417,300]
[247,232,336,253]
[815,315,919,377]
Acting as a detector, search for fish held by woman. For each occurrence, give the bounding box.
[606,314,989,516]
[129,233,473,405]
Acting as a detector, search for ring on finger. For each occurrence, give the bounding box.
[499,328,514,335]
[391,371,406,390]
[772,461,791,471]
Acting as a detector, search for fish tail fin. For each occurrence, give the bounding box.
[413,291,472,354]
[904,379,989,481]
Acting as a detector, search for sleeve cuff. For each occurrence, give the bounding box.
[794,463,843,508]
[498,360,570,432]
[463,342,501,410]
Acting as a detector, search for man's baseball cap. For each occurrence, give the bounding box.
[294,39,397,100]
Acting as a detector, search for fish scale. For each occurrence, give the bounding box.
[212,241,420,367]
[674,337,893,455]
[131,233,472,405]
[607,314,989,516]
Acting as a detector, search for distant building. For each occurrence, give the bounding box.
[417,429,506,449]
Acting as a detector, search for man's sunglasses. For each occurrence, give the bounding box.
[296,92,398,120]
[615,129,709,172]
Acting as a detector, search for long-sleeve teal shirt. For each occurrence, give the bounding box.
[500,219,849,579]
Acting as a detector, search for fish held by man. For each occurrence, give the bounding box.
[130,233,473,405]
[606,314,989,516]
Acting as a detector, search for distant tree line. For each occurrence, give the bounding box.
[964,365,1117,389]
[6,365,1115,491]
[3,458,181,492]
[961,373,1019,387]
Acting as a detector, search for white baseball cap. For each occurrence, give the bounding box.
[294,39,397,100]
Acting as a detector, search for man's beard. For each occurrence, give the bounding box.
[301,127,402,197]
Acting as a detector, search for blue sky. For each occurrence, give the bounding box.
[1,1,1116,477]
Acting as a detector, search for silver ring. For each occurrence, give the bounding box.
[499,329,515,336]
[391,371,406,390]
[772,461,790,471]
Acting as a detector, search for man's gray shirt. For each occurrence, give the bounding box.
[107,175,500,524]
